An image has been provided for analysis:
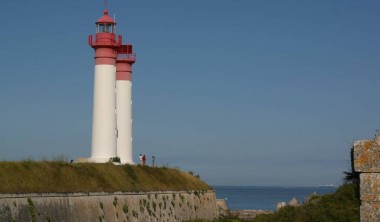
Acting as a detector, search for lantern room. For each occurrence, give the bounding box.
[89,9,121,48]
[96,9,115,34]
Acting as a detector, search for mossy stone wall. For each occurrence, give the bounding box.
[0,190,218,222]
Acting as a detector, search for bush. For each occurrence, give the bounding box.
[253,183,360,222]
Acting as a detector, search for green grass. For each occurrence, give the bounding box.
[0,161,211,193]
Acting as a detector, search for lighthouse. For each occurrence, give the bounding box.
[88,9,120,162]
[84,8,137,164]
[116,44,136,164]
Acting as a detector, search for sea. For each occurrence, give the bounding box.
[213,186,337,211]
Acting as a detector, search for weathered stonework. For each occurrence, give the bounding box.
[354,136,380,222]
[216,199,229,216]
[360,202,380,222]
[0,190,218,222]
[354,140,380,172]
[360,173,380,202]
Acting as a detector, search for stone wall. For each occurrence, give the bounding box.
[216,199,229,217]
[0,190,218,222]
[354,138,380,222]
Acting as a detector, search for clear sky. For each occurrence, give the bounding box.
[0,0,379,186]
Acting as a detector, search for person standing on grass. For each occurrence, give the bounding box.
[142,154,146,166]
[139,154,143,165]
[152,156,155,167]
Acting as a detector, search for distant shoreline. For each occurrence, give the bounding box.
[213,185,337,211]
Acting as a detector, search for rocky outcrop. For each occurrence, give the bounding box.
[0,190,218,222]
[275,197,298,211]
[276,202,286,210]
[288,197,298,206]
[216,199,229,216]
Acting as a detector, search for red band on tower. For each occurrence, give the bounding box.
[94,48,116,65]
[116,44,136,80]
[116,61,132,80]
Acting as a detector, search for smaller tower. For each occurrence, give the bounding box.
[88,10,121,162]
[116,44,136,164]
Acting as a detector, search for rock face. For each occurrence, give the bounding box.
[0,191,218,222]
[216,199,229,216]
[354,136,380,222]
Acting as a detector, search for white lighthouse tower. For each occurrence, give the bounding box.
[88,9,121,162]
[116,45,136,164]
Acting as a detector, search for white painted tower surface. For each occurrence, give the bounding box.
[116,45,136,164]
[88,10,121,163]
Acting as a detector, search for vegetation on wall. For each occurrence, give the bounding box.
[0,161,211,193]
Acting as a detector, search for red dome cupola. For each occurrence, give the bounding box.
[96,9,116,33]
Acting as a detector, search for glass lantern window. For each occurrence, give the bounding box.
[97,24,114,33]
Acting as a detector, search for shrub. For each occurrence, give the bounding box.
[122,204,128,214]
[113,197,118,207]
[253,183,360,222]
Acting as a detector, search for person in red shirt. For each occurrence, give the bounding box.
[142,154,146,166]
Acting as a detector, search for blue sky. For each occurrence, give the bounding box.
[0,0,379,186]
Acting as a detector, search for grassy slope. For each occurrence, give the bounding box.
[252,183,360,222]
[0,161,211,193]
